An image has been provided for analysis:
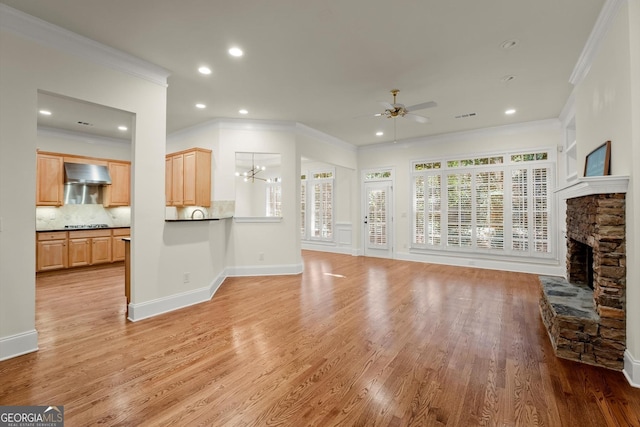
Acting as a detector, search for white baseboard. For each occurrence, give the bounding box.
[225,262,303,277]
[301,242,357,256]
[395,250,565,276]
[624,350,640,388]
[128,271,226,322]
[0,330,38,361]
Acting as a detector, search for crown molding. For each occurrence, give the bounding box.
[295,123,357,153]
[168,118,357,152]
[0,4,170,87]
[569,0,626,85]
[358,119,562,152]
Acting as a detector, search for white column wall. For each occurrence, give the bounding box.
[0,27,229,357]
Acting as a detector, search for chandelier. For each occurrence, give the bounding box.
[235,153,266,182]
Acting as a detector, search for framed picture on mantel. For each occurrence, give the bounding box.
[584,140,611,177]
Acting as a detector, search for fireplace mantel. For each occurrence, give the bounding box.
[556,176,629,200]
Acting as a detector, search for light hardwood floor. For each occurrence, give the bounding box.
[2,251,640,426]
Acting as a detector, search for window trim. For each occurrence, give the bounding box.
[410,148,556,260]
[301,167,335,243]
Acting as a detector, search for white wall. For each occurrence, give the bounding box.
[169,122,303,274]
[573,1,640,385]
[358,120,564,273]
[37,128,132,161]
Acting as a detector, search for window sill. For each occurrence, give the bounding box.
[233,216,282,223]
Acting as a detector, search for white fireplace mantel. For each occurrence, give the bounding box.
[556,176,629,200]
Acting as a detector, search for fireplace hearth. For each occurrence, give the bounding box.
[540,192,626,370]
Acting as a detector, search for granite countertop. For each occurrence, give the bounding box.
[164,216,232,222]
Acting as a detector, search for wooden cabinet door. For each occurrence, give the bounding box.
[104,162,130,206]
[183,151,196,205]
[166,148,211,207]
[171,154,184,206]
[68,238,91,267]
[36,240,67,271]
[112,228,130,262]
[165,157,173,205]
[91,237,112,264]
[36,153,63,206]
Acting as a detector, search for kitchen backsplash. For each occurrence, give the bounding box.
[165,200,235,220]
[36,205,131,230]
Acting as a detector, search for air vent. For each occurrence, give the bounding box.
[77,121,93,126]
[454,112,477,119]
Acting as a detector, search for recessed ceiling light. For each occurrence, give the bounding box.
[39,110,52,116]
[198,66,212,75]
[376,131,384,136]
[118,126,128,131]
[239,109,248,115]
[505,109,516,115]
[195,103,206,109]
[228,47,243,57]
[500,39,519,50]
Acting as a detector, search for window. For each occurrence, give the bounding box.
[301,169,334,242]
[411,151,553,258]
[266,180,282,217]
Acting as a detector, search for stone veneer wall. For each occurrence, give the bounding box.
[539,193,626,370]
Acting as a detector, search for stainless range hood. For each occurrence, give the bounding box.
[64,163,112,185]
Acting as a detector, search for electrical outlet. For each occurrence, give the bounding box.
[183,272,190,283]
[259,252,264,261]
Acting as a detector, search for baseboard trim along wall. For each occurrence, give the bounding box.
[225,263,303,277]
[127,271,227,322]
[127,264,302,322]
[396,251,565,277]
[624,350,640,388]
[0,329,38,361]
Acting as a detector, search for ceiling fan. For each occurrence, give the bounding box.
[376,89,437,123]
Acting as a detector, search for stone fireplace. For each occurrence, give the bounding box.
[539,177,627,370]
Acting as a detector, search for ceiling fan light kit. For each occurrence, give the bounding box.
[374,89,438,142]
[377,89,436,124]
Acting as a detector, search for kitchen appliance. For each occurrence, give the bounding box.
[64,163,111,185]
[63,162,111,205]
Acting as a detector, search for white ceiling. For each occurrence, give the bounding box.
[38,91,134,141]
[3,0,605,146]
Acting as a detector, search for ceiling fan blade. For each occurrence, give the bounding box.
[404,113,430,124]
[379,101,394,110]
[406,101,437,111]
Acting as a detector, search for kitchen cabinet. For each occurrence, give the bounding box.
[36,153,64,206]
[112,228,130,262]
[166,154,184,206]
[68,229,112,267]
[36,228,130,272]
[68,237,91,267]
[36,232,67,271]
[104,161,131,206]
[166,148,211,207]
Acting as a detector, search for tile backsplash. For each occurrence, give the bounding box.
[36,205,131,230]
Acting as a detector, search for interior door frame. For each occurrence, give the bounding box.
[361,168,395,259]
